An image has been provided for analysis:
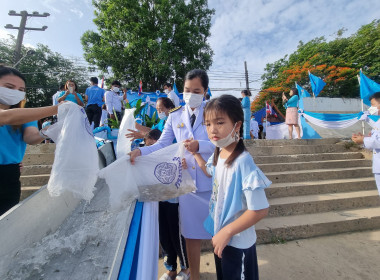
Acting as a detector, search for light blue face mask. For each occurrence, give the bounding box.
[158,112,168,120]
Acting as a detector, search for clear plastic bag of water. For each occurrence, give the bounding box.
[44,102,99,201]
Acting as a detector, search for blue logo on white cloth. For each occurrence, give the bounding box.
[154,162,177,184]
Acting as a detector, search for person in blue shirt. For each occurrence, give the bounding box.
[0,65,58,216]
[85,77,105,129]
[188,94,270,280]
[57,80,84,106]
[282,88,301,139]
[241,89,252,139]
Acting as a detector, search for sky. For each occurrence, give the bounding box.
[1,0,379,98]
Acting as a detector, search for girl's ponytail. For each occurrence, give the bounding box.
[225,138,246,167]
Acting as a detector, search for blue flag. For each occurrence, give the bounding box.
[360,70,380,106]
[173,82,180,96]
[296,84,310,110]
[207,87,212,97]
[309,72,326,97]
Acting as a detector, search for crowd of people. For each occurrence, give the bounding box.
[3,62,380,280]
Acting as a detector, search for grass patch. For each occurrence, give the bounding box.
[343,140,361,150]
[270,236,287,244]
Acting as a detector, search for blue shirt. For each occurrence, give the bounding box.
[284,95,299,108]
[58,91,84,105]
[204,151,270,249]
[85,85,105,107]
[0,121,38,164]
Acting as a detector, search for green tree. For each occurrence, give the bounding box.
[81,0,214,91]
[255,20,380,112]
[0,37,90,107]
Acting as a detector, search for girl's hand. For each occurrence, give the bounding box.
[181,158,188,169]
[212,227,233,258]
[183,138,199,154]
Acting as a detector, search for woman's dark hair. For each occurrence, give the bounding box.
[111,80,121,87]
[369,92,380,101]
[164,82,172,89]
[64,80,78,91]
[290,87,299,96]
[241,89,251,96]
[157,97,175,110]
[204,94,246,167]
[185,69,209,91]
[0,64,26,84]
[145,128,162,141]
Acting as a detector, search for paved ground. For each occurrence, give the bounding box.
[158,230,380,279]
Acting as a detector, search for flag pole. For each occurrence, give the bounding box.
[265,101,268,139]
[357,72,365,135]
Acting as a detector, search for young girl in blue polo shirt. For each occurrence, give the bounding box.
[191,94,270,279]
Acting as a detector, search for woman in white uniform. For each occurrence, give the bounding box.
[129,69,214,280]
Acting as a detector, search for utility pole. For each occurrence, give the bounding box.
[244,61,250,91]
[5,10,50,65]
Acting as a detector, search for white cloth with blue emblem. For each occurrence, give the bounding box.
[98,142,196,209]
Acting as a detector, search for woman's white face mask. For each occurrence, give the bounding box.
[183,92,204,108]
[0,86,26,105]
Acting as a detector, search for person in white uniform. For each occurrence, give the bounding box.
[130,69,214,280]
[164,83,180,107]
[352,91,380,195]
[250,115,259,139]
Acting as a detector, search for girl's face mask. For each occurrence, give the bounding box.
[210,123,238,148]
[368,106,379,115]
[0,86,26,105]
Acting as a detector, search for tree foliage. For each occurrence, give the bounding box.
[253,20,380,113]
[81,0,214,91]
[0,37,89,108]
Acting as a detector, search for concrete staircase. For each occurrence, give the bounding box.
[20,144,55,200]
[22,140,380,246]
[245,138,380,244]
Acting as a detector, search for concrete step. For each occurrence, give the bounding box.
[22,153,55,166]
[268,190,380,217]
[266,167,373,184]
[249,144,348,156]
[20,186,41,201]
[245,138,341,147]
[253,152,364,164]
[20,174,49,187]
[21,165,52,176]
[258,159,371,173]
[25,143,56,154]
[256,207,380,244]
[266,177,377,198]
